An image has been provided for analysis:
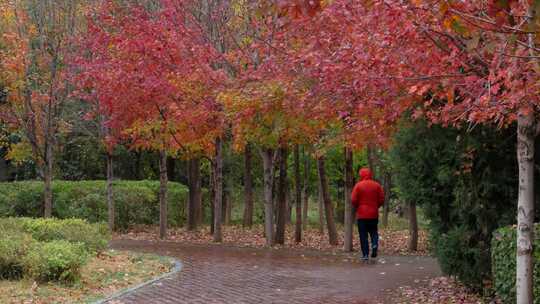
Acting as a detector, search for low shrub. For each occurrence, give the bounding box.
[0,180,190,230]
[434,226,490,288]
[20,218,110,252]
[23,240,88,283]
[492,224,540,303]
[0,232,35,279]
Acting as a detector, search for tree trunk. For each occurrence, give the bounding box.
[516,111,536,304]
[213,137,223,242]
[408,201,418,252]
[317,169,325,234]
[382,173,391,227]
[194,159,203,226]
[294,145,302,243]
[261,148,275,246]
[243,145,254,228]
[366,144,377,180]
[159,150,168,240]
[187,158,202,230]
[344,148,354,252]
[210,160,215,235]
[43,143,53,218]
[106,152,114,232]
[275,147,288,245]
[286,184,291,225]
[302,153,309,230]
[317,156,338,245]
[225,181,232,225]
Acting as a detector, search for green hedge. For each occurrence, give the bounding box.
[492,224,540,303]
[0,180,190,230]
[0,218,108,283]
[0,232,36,279]
[21,218,109,253]
[23,240,88,283]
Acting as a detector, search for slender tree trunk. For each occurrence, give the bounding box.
[516,111,536,304]
[294,146,302,243]
[261,148,275,246]
[106,152,114,232]
[408,201,418,252]
[159,150,168,240]
[194,159,202,226]
[213,137,223,242]
[302,153,309,230]
[43,143,53,218]
[210,160,215,235]
[366,144,377,180]
[275,147,288,245]
[317,156,338,245]
[187,158,202,230]
[187,160,195,230]
[225,179,232,225]
[317,170,325,234]
[285,180,291,225]
[382,173,391,227]
[344,148,354,252]
[243,145,254,228]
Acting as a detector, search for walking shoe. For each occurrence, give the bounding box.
[371,247,378,258]
[360,255,369,261]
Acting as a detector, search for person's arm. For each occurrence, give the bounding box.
[351,185,359,213]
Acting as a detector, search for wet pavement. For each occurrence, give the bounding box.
[106,240,441,304]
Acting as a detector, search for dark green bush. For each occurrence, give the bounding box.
[0,180,189,230]
[20,218,109,252]
[0,232,36,279]
[492,224,540,304]
[23,240,88,283]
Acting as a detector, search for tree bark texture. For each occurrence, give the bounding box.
[382,173,391,227]
[213,137,223,242]
[344,148,354,252]
[317,156,338,245]
[516,111,536,304]
[294,145,302,243]
[187,158,202,230]
[317,168,325,234]
[302,152,310,231]
[262,148,275,246]
[243,145,254,228]
[275,147,288,245]
[159,150,168,240]
[43,143,53,218]
[106,152,114,232]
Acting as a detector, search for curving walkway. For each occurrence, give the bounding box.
[106,240,441,304]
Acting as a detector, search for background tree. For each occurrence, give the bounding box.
[0,0,88,217]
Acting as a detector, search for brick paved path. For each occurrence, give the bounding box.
[107,240,441,304]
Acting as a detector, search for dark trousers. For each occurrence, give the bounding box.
[357,219,379,257]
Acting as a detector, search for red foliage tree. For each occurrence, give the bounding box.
[283,0,539,300]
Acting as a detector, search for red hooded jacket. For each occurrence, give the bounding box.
[351,168,385,219]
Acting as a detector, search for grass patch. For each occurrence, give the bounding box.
[0,250,174,304]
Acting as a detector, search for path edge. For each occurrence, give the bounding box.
[91,257,183,304]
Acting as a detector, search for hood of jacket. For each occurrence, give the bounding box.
[359,168,372,181]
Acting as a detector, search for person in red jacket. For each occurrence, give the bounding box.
[351,168,385,260]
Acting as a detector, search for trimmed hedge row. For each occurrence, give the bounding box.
[492,224,540,303]
[0,218,109,283]
[0,181,190,230]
